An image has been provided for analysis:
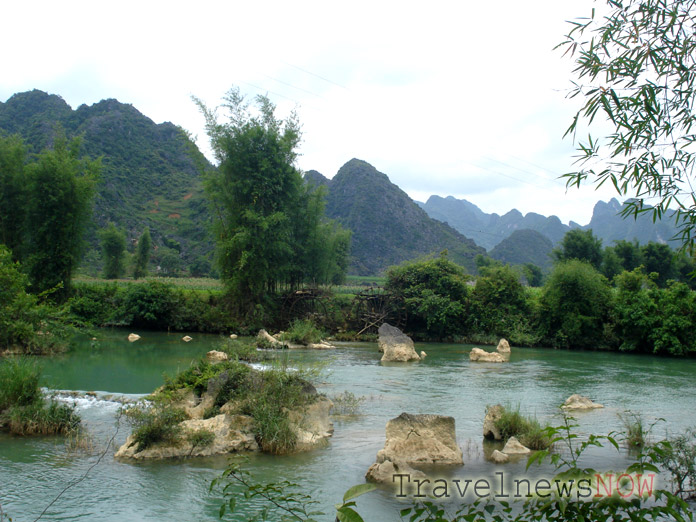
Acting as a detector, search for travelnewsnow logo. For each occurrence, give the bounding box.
[392,472,657,501]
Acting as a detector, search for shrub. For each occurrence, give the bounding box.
[0,358,42,410]
[494,405,551,450]
[4,400,80,436]
[330,391,366,416]
[385,254,470,340]
[539,260,612,349]
[281,319,324,345]
[123,402,188,451]
[186,428,215,450]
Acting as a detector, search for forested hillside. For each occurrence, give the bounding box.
[0,90,213,275]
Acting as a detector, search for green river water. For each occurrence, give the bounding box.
[1,329,695,521]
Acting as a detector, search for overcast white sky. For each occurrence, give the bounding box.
[1,0,625,225]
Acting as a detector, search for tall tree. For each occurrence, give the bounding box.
[196,88,349,313]
[559,0,696,248]
[0,135,27,258]
[133,227,151,279]
[24,135,99,301]
[99,223,127,279]
[553,229,603,269]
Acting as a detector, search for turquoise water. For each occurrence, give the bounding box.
[1,329,695,521]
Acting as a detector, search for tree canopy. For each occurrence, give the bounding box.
[560,0,696,248]
[196,88,349,313]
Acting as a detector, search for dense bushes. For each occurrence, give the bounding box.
[0,246,74,354]
[0,358,81,435]
[69,280,238,333]
[386,255,696,355]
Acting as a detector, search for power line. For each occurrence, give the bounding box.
[281,61,349,90]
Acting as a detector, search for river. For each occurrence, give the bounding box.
[1,329,695,521]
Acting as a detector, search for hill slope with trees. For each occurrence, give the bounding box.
[0,89,213,275]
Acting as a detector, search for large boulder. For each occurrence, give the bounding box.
[483,404,504,440]
[470,348,508,363]
[496,339,511,353]
[288,398,334,451]
[561,394,604,410]
[114,414,258,459]
[206,350,228,363]
[366,413,463,484]
[378,323,420,362]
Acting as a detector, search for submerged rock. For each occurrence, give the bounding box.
[561,394,604,410]
[378,323,420,362]
[501,436,531,455]
[128,333,141,342]
[366,412,463,485]
[490,449,510,464]
[470,348,507,363]
[483,404,504,440]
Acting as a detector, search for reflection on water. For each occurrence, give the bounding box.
[1,330,695,521]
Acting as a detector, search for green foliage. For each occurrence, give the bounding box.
[0,246,74,353]
[649,281,696,355]
[619,411,651,449]
[132,227,151,279]
[123,401,187,451]
[560,0,696,249]
[553,229,603,269]
[470,264,529,338]
[521,263,544,287]
[0,357,80,436]
[281,319,325,346]
[655,427,696,500]
[99,223,127,279]
[329,391,366,416]
[0,135,27,257]
[24,134,99,301]
[120,280,181,330]
[186,428,215,450]
[493,405,552,450]
[612,268,659,352]
[4,400,80,436]
[197,88,349,315]
[0,358,41,411]
[386,254,470,339]
[539,260,611,349]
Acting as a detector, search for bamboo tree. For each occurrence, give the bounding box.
[133,227,151,279]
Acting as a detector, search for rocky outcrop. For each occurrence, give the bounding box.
[288,398,334,450]
[206,350,229,363]
[483,404,504,440]
[502,436,531,455]
[561,394,604,410]
[257,329,285,348]
[497,339,511,353]
[470,348,507,363]
[366,413,463,484]
[303,342,335,350]
[115,414,258,459]
[378,323,421,362]
[128,333,140,342]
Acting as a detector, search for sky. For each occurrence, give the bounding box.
[0,0,625,225]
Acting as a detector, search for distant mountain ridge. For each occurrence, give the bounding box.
[0,89,213,272]
[419,194,681,252]
[307,159,485,275]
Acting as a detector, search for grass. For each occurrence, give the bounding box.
[494,405,552,450]
[0,357,81,436]
[123,402,188,451]
[280,319,325,346]
[619,411,653,448]
[330,391,366,416]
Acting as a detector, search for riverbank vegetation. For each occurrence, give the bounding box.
[492,405,551,450]
[0,357,80,435]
